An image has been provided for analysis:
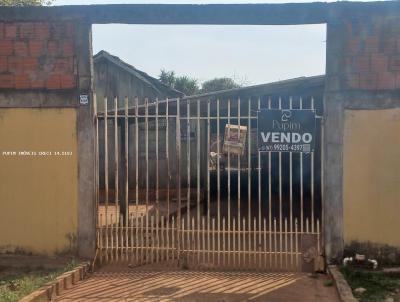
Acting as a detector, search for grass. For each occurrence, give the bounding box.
[0,259,78,302]
[340,266,400,302]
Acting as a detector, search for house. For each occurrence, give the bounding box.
[93,50,183,111]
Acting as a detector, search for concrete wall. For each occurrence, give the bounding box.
[0,20,94,258]
[343,109,400,248]
[0,108,78,255]
[324,10,400,262]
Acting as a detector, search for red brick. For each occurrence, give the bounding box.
[46,74,61,89]
[50,23,65,39]
[343,56,354,73]
[396,72,400,89]
[4,24,17,39]
[347,39,360,54]
[30,77,45,89]
[383,38,397,54]
[8,57,38,72]
[356,55,370,72]
[359,73,378,90]
[19,23,36,39]
[345,21,353,37]
[0,56,7,72]
[54,57,73,73]
[377,72,396,90]
[62,40,74,56]
[28,40,44,57]
[0,23,4,39]
[0,74,14,88]
[64,23,75,38]
[47,40,60,56]
[370,53,388,72]
[14,41,28,56]
[34,23,50,40]
[364,36,380,53]
[389,55,400,71]
[345,73,360,89]
[0,41,13,55]
[60,74,76,89]
[15,74,31,89]
[22,58,38,71]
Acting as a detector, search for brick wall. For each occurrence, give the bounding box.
[0,22,77,90]
[342,15,400,90]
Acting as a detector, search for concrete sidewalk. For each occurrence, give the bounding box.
[56,265,340,302]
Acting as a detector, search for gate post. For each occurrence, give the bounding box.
[77,23,96,258]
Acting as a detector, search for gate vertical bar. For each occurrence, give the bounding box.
[135,97,139,264]
[94,94,100,262]
[166,99,170,262]
[247,98,251,233]
[196,99,201,264]
[155,98,160,263]
[227,99,231,267]
[176,98,181,263]
[166,99,170,220]
[124,97,129,262]
[187,99,191,225]
[207,100,211,264]
[257,97,261,269]
[145,98,149,262]
[278,97,283,269]
[104,97,109,263]
[289,97,294,268]
[216,98,221,267]
[114,97,119,262]
[300,97,304,233]
[268,97,272,269]
[311,97,315,232]
[237,97,241,267]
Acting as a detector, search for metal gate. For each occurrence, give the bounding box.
[94,94,323,271]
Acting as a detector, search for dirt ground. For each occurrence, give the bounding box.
[56,265,340,302]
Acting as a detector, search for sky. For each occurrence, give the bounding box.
[52,0,330,85]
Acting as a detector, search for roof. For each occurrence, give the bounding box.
[185,75,325,101]
[102,74,325,115]
[93,50,184,98]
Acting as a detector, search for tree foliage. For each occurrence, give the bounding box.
[159,69,199,96]
[159,70,176,88]
[159,69,244,96]
[174,76,199,96]
[0,0,52,6]
[201,77,241,93]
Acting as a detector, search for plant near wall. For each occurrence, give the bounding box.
[0,0,53,6]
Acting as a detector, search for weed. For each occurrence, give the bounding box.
[340,266,400,302]
[0,258,79,302]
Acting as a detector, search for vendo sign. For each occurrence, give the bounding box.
[258,109,316,152]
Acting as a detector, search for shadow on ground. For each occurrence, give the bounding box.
[56,265,339,302]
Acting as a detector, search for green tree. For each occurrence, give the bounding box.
[0,0,52,5]
[201,77,241,93]
[159,69,200,96]
[159,69,176,88]
[174,76,199,96]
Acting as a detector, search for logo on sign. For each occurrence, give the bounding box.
[258,109,316,153]
[80,94,89,105]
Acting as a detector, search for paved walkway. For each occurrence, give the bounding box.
[56,265,340,302]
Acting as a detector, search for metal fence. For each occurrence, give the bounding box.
[94,94,323,271]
